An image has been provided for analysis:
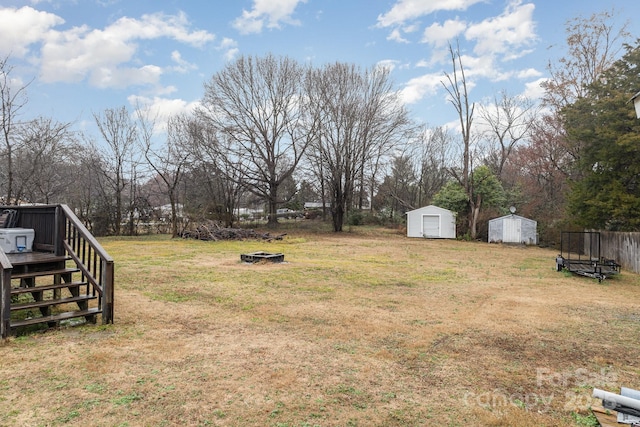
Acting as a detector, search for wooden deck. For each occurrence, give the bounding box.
[6,251,68,267]
[1,204,115,338]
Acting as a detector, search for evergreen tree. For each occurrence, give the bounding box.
[432,165,505,236]
[565,40,640,230]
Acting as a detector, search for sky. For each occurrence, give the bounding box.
[1,0,640,138]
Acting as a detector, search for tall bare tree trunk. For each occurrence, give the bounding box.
[442,41,477,238]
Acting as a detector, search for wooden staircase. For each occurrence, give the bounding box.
[9,253,100,331]
[0,204,114,338]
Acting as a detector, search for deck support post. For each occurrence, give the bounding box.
[102,260,114,324]
[1,253,12,339]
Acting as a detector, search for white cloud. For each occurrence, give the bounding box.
[34,11,214,87]
[219,37,237,50]
[40,24,135,84]
[404,55,543,116]
[399,72,443,105]
[224,48,240,62]
[128,94,200,131]
[516,68,542,79]
[449,53,497,81]
[401,55,494,107]
[232,0,307,35]
[217,37,239,61]
[0,6,63,57]
[379,0,539,97]
[377,0,483,28]
[170,50,197,73]
[402,23,420,34]
[376,59,400,72]
[422,19,467,47]
[387,28,409,43]
[109,12,214,47]
[522,77,546,100]
[153,85,178,97]
[403,1,539,104]
[90,64,163,89]
[465,1,536,59]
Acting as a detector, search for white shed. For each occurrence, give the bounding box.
[488,214,537,245]
[406,205,456,239]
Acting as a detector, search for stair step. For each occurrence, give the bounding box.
[11,308,102,329]
[11,268,80,280]
[6,252,70,267]
[11,281,87,295]
[11,294,97,311]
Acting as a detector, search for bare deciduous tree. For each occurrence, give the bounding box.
[479,90,539,179]
[306,62,411,231]
[542,8,630,110]
[66,144,104,230]
[138,110,193,237]
[197,54,314,227]
[93,106,138,236]
[413,126,453,207]
[503,114,570,224]
[374,125,452,217]
[13,117,76,204]
[539,9,630,182]
[0,55,31,204]
[188,118,250,227]
[373,152,417,218]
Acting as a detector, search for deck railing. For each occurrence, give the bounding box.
[5,205,61,253]
[60,205,114,324]
[0,204,114,338]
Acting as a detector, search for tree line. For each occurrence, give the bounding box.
[1,10,638,242]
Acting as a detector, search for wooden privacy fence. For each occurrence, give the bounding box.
[598,231,640,274]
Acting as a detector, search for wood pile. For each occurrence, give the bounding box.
[181,221,286,242]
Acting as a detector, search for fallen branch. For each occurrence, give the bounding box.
[180,221,286,242]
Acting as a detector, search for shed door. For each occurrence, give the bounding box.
[503,217,521,243]
[422,215,440,238]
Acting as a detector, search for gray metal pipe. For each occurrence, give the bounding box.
[593,388,640,411]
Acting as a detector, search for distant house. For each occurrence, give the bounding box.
[304,202,329,209]
[235,207,264,219]
[406,205,456,239]
[488,214,537,245]
[158,204,183,219]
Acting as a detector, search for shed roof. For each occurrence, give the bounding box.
[406,205,455,216]
[488,214,536,224]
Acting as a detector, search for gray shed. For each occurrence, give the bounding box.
[488,214,537,245]
[406,205,456,238]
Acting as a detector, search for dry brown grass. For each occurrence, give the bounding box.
[1,226,639,426]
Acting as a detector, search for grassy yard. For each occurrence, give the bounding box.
[1,226,639,426]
